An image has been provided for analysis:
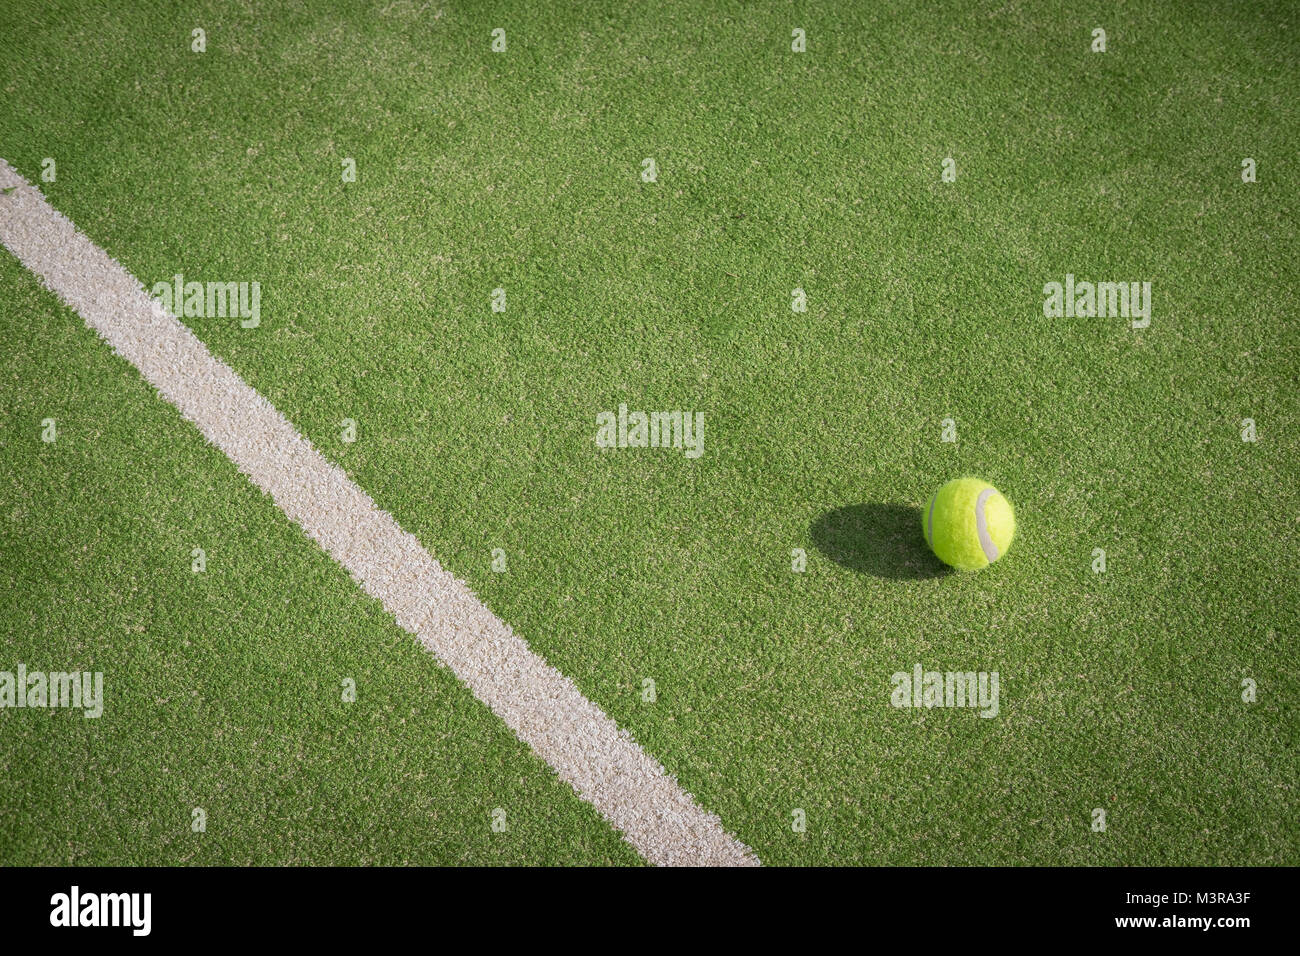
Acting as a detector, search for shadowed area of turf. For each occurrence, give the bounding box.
[811,504,952,580]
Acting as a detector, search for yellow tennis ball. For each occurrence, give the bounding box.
[922,478,1015,571]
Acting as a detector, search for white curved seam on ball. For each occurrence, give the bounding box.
[974,488,999,563]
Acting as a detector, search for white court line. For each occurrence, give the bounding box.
[0,159,758,867]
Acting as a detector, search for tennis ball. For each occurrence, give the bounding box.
[922,478,1015,571]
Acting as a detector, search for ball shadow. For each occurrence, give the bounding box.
[810,503,952,580]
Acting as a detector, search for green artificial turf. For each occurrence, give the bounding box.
[0,254,640,865]
[1,0,1297,865]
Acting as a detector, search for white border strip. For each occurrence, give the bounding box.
[0,159,757,867]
